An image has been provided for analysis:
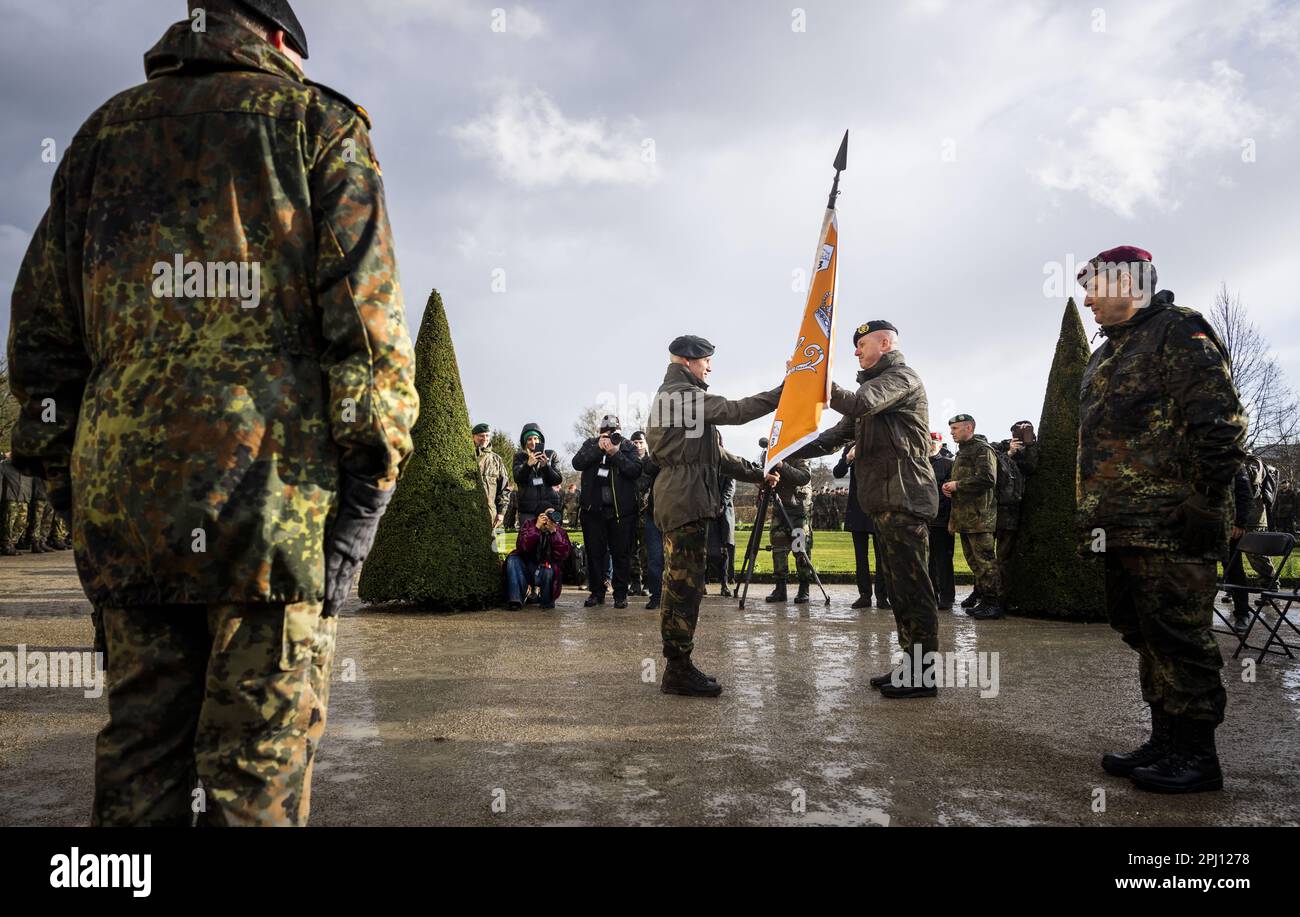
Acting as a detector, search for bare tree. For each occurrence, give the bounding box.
[564,402,648,456]
[1208,283,1300,456]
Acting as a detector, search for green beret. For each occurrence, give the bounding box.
[948,414,975,424]
[471,423,490,435]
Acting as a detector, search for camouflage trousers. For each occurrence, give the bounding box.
[960,531,1000,599]
[1104,549,1225,724]
[994,528,1016,601]
[24,499,53,546]
[51,513,69,545]
[660,520,708,659]
[770,512,813,582]
[629,511,645,592]
[2,500,29,547]
[873,512,939,658]
[93,601,337,826]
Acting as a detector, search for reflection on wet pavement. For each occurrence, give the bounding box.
[3,550,1298,826]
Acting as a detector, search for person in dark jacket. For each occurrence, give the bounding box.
[834,444,891,609]
[571,415,643,608]
[927,433,956,610]
[512,422,563,528]
[505,508,572,610]
[707,459,737,598]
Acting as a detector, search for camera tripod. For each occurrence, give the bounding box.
[737,482,830,608]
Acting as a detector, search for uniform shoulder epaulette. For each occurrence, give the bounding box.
[304,78,371,129]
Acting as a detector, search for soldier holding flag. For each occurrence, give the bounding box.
[792,321,941,698]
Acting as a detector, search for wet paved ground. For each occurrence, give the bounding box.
[2,550,1299,826]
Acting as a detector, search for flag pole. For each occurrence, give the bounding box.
[738,131,847,608]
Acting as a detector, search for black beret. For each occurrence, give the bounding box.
[669,334,715,359]
[238,0,309,58]
[948,414,975,424]
[853,320,898,345]
[471,423,490,435]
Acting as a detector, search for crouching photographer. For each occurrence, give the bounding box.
[505,508,572,610]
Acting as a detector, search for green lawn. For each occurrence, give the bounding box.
[504,526,1300,582]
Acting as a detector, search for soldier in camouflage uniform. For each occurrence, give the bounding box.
[794,320,941,698]
[945,415,1002,619]
[6,1,417,825]
[1077,245,1245,794]
[646,335,782,697]
[765,456,814,603]
[472,423,509,528]
[22,476,55,554]
[1,459,33,555]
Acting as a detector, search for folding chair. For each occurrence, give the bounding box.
[1213,531,1296,660]
[1246,588,1300,661]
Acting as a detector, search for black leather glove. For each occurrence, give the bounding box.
[323,473,395,617]
[1173,492,1223,557]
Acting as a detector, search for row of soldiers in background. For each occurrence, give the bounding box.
[940,415,1040,620]
[809,487,850,530]
[1223,452,1296,631]
[0,453,72,555]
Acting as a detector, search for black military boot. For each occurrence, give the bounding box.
[1129,717,1223,793]
[961,590,982,611]
[793,580,810,604]
[646,595,660,610]
[0,542,17,557]
[869,667,899,689]
[765,578,787,603]
[1230,612,1250,634]
[971,599,1004,620]
[583,593,605,608]
[1101,704,1173,777]
[660,656,723,697]
[851,595,872,609]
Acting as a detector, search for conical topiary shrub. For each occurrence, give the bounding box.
[1007,298,1105,620]
[358,290,500,610]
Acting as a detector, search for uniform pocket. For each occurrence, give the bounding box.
[279,602,324,672]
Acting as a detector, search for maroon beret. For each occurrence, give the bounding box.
[1077,245,1153,284]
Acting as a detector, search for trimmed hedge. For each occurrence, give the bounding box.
[1007,299,1105,620]
[358,290,501,610]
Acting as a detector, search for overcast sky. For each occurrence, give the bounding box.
[3,0,1298,463]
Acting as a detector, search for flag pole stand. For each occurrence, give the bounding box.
[737,483,830,607]
[768,489,831,606]
[736,484,772,610]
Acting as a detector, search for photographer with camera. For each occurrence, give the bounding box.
[504,508,572,610]
[992,420,1040,609]
[572,415,644,608]
[512,422,563,528]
